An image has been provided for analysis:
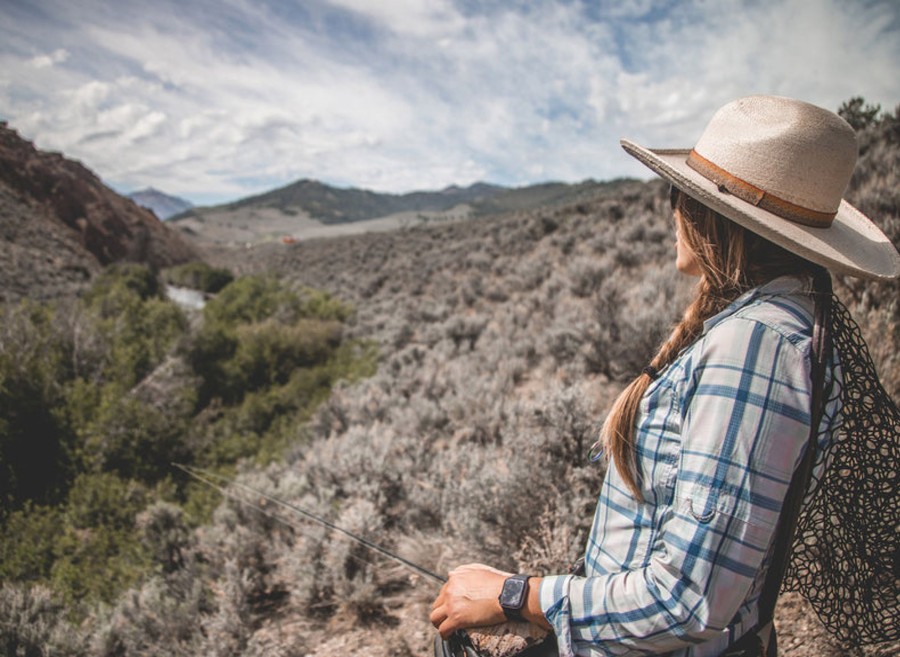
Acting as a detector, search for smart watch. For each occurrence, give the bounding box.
[498,573,530,622]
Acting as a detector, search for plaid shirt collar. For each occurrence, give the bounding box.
[701,275,811,336]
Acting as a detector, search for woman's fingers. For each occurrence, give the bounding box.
[429,564,507,637]
[430,583,447,629]
[430,601,467,639]
[438,616,460,640]
[430,600,465,640]
[429,602,446,629]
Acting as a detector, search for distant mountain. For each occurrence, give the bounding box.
[176,179,507,225]
[0,123,199,302]
[169,177,637,246]
[469,179,634,216]
[128,187,193,220]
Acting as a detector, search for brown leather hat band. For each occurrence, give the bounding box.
[687,150,836,228]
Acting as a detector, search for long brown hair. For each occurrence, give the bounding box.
[599,188,820,500]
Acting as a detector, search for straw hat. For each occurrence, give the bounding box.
[621,95,900,280]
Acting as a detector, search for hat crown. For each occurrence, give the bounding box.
[692,96,858,215]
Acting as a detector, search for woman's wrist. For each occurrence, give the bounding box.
[523,576,552,630]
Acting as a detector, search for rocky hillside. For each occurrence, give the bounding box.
[0,124,199,302]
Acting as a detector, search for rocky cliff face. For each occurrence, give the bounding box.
[0,123,199,301]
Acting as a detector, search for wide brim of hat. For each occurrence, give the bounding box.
[621,139,900,280]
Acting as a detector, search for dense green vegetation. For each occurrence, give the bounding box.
[162,261,234,293]
[0,264,376,611]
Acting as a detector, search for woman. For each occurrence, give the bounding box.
[430,96,900,656]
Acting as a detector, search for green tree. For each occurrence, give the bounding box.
[838,96,881,131]
[162,261,234,293]
[0,303,77,513]
[0,504,63,583]
[49,473,151,604]
[82,267,187,389]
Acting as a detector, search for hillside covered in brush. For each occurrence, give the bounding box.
[0,124,198,302]
[2,99,898,657]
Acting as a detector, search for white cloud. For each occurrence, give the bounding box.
[326,0,465,37]
[68,80,110,108]
[0,0,898,203]
[584,0,900,151]
[29,48,68,69]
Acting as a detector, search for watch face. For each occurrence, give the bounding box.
[501,576,527,607]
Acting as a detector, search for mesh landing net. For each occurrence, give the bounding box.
[784,295,900,646]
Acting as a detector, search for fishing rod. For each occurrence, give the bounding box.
[173,463,447,585]
[176,463,545,657]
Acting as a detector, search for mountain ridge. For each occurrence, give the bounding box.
[171,179,508,224]
[169,176,637,245]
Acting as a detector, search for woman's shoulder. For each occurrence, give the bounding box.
[658,277,816,386]
[705,277,815,352]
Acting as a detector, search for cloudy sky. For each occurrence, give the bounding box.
[2,0,899,205]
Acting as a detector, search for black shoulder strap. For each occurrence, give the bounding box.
[757,269,833,628]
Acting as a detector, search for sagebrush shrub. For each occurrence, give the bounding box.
[0,583,86,657]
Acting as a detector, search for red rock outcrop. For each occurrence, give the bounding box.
[0,123,199,301]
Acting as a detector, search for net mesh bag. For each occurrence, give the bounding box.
[783,294,900,646]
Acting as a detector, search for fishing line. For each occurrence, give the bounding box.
[175,463,384,578]
[174,463,447,585]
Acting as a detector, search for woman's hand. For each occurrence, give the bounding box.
[430,563,510,639]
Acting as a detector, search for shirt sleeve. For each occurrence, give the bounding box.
[539,317,813,656]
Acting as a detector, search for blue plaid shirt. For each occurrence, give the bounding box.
[539,277,841,657]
